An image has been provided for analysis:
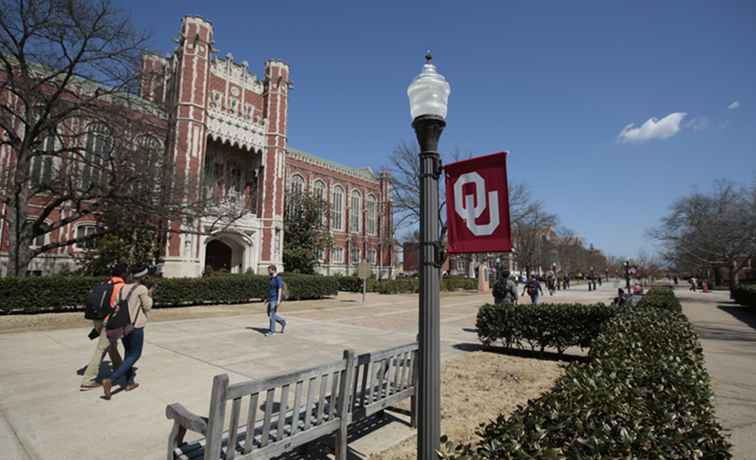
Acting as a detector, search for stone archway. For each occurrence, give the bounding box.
[203,231,255,275]
[205,239,233,273]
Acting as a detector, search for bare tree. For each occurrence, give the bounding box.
[0,0,247,276]
[512,201,558,275]
[651,179,756,290]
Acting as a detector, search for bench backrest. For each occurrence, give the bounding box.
[351,342,418,421]
[204,350,355,460]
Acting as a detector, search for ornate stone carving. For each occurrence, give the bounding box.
[207,107,266,152]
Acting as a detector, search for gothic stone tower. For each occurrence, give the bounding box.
[140,16,290,277]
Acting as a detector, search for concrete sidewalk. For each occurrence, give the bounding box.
[677,288,756,460]
[0,285,616,460]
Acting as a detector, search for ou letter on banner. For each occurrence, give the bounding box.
[444,152,512,254]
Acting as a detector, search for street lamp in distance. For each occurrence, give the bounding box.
[624,260,631,291]
[407,50,450,460]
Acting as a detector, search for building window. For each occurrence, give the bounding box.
[332,185,344,231]
[27,220,51,248]
[274,228,281,257]
[75,225,99,250]
[313,180,327,225]
[81,122,112,189]
[332,246,344,264]
[368,248,377,265]
[30,127,58,187]
[289,174,305,195]
[351,246,361,264]
[350,191,361,233]
[317,248,324,262]
[366,194,377,235]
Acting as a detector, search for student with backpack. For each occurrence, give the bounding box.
[102,265,154,400]
[521,276,544,305]
[264,264,287,336]
[79,263,127,391]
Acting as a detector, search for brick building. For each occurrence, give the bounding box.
[0,16,393,277]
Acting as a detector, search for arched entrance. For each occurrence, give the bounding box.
[205,239,233,273]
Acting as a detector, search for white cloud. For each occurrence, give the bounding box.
[618,112,687,143]
[728,100,740,110]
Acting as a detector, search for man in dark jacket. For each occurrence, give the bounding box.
[521,276,544,304]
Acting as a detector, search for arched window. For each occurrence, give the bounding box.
[332,246,344,264]
[313,180,327,225]
[332,185,345,231]
[366,194,378,235]
[289,174,305,195]
[350,190,361,233]
[81,122,112,189]
[313,180,326,201]
[27,219,51,248]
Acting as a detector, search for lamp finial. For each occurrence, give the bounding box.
[425,50,433,63]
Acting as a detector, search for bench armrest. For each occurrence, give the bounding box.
[165,403,208,435]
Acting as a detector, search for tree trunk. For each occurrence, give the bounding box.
[7,209,34,277]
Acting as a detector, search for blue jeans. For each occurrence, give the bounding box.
[530,293,540,305]
[109,327,144,384]
[268,302,286,333]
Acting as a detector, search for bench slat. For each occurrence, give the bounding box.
[226,397,242,460]
[303,376,316,430]
[260,388,274,447]
[277,384,289,442]
[226,360,346,401]
[243,393,259,454]
[330,370,340,418]
[316,373,328,425]
[290,380,303,436]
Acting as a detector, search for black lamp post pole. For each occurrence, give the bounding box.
[625,262,631,291]
[413,114,444,460]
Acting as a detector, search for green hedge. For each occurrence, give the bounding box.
[441,293,731,459]
[732,285,756,308]
[637,286,682,312]
[477,303,617,354]
[0,273,337,314]
[335,275,476,295]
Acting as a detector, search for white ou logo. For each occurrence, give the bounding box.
[453,172,500,236]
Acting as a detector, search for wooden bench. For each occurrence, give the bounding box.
[166,343,418,460]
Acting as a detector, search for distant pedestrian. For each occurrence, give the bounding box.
[494,270,518,304]
[632,282,642,295]
[521,277,544,304]
[689,277,697,292]
[613,288,626,306]
[546,270,556,296]
[80,263,127,391]
[102,265,154,400]
[265,264,287,336]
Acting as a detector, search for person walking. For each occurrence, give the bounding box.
[521,276,544,305]
[264,264,287,336]
[494,270,519,304]
[79,263,127,391]
[546,270,556,296]
[102,265,154,400]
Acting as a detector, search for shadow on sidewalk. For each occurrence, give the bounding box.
[452,342,587,363]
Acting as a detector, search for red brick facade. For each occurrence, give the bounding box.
[0,15,394,277]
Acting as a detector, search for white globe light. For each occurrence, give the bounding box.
[407,51,450,121]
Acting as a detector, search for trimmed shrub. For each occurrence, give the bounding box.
[442,275,477,291]
[441,292,731,459]
[375,278,419,294]
[637,286,682,312]
[476,303,617,354]
[0,273,337,314]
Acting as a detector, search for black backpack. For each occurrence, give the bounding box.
[85,281,115,320]
[106,285,138,331]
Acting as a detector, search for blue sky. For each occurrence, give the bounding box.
[116,1,756,258]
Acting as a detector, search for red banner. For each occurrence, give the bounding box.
[444,152,512,254]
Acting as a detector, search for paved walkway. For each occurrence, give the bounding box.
[0,284,615,460]
[677,288,756,460]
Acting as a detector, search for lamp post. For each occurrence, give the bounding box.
[408,51,450,460]
[624,260,631,291]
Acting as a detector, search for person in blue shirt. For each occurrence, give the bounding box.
[265,264,287,336]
